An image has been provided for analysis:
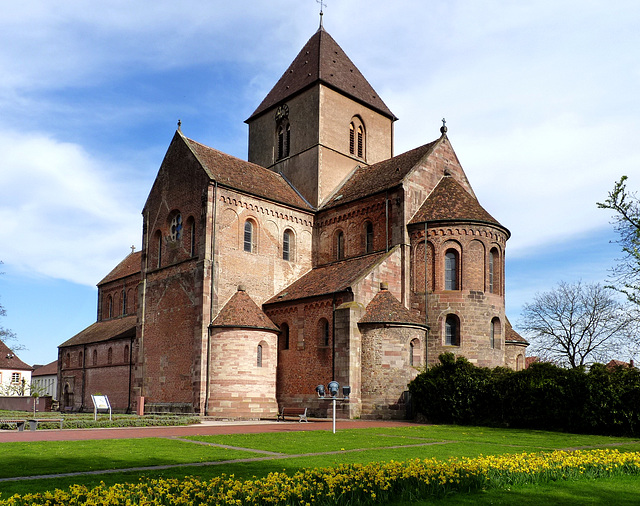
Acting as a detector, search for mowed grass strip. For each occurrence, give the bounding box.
[0,438,262,479]
[0,425,638,498]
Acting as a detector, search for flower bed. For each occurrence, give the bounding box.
[1,449,639,505]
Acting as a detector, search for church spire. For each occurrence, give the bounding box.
[317,0,326,30]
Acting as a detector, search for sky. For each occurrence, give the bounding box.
[0,0,639,367]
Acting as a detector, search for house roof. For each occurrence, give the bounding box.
[247,27,396,122]
[322,141,439,209]
[211,287,279,331]
[359,286,427,327]
[32,360,58,377]
[59,315,137,348]
[0,340,32,370]
[98,251,142,286]
[184,135,312,210]
[409,175,507,234]
[265,250,392,304]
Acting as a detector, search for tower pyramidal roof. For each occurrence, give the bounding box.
[247,26,396,122]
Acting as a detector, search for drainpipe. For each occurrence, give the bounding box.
[205,181,218,415]
[127,336,133,413]
[385,190,389,252]
[424,221,429,368]
[332,293,337,381]
[81,344,86,412]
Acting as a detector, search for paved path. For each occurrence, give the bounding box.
[0,419,419,443]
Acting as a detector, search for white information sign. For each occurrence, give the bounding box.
[91,394,112,420]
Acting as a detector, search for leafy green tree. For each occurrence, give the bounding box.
[521,281,637,368]
[597,176,640,305]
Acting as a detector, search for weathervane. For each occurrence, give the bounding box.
[317,0,326,28]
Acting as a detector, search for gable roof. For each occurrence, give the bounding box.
[409,175,508,234]
[211,287,279,331]
[322,141,439,209]
[32,360,58,377]
[247,27,396,122]
[184,135,312,210]
[265,250,392,304]
[0,340,32,370]
[359,286,427,327]
[98,251,142,286]
[59,315,136,348]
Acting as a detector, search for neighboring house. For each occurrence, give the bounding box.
[31,360,58,400]
[0,340,32,396]
[59,22,527,418]
[606,359,635,370]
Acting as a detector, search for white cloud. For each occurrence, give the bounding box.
[0,130,144,286]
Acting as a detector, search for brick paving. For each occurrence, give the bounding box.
[0,419,419,443]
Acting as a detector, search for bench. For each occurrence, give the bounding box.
[0,419,27,431]
[277,407,308,422]
[28,418,64,430]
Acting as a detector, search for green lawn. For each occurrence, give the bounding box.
[0,424,638,500]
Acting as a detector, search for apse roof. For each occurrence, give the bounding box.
[211,287,279,331]
[59,315,137,348]
[185,136,312,210]
[359,287,427,327]
[322,141,439,209]
[505,320,528,345]
[247,27,396,121]
[98,251,142,286]
[409,175,508,233]
[265,250,392,304]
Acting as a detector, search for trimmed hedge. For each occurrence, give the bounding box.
[0,413,200,430]
[409,353,640,436]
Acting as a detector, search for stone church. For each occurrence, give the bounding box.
[58,22,528,419]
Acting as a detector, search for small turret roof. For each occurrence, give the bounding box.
[359,286,427,327]
[247,27,396,122]
[211,287,279,331]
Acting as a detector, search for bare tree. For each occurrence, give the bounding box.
[597,176,640,305]
[0,261,21,350]
[521,281,638,368]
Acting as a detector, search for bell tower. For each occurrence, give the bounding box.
[245,26,397,208]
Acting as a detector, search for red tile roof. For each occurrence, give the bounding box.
[360,287,427,327]
[409,176,507,233]
[265,250,392,304]
[247,27,396,122]
[185,136,312,210]
[211,287,279,331]
[59,315,136,348]
[0,340,32,370]
[322,141,438,209]
[32,360,58,377]
[505,320,528,345]
[98,251,142,286]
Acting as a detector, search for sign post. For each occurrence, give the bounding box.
[91,394,112,421]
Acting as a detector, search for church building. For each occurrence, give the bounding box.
[58,21,528,419]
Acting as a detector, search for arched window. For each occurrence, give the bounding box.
[65,353,70,368]
[516,354,524,371]
[244,220,255,253]
[124,345,130,363]
[107,295,113,319]
[489,248,500,294]
[490,319,496,349]
[280,323,290,350]
[155,230,162,268]
[257,344,263,367]
[336,230,345,260]
[107,347,113,365]
[319,318,330,347]
[364,221,374,253]
[445,314,460,346]
[283,229,294,261]
[349,117,365,159]
[92,350,98,366]
[169,213,182,241]
[277,122,290,160]
[410,338,421,367]
[445,250,458,290]
[78,352,83,367]
[187,217,196,257]
[491,317,501,350]
[122,289,127,316]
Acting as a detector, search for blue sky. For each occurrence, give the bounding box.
[1,1,639,366]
